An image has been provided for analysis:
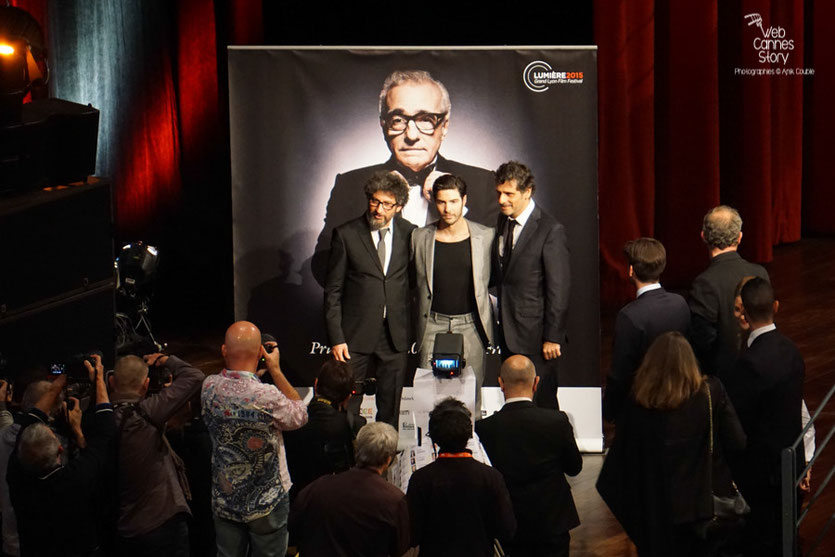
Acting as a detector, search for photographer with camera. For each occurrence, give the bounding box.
[8,356,114,557]
[110,352,204,556]
[202,321,307,557]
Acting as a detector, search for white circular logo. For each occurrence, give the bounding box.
[523,60,553,92]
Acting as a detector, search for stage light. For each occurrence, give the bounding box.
[0,5,48,125]
[0,43,14,55]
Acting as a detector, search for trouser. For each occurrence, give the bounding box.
[118,512,190,557]
[418,311,487,417]
[213,495,290,557]
[346,323,407,428]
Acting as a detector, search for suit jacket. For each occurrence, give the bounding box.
[411,219,495,347]
[313,156,497,285]
[603,287,691,422]
[290,467,410,557]
[324,214,416,353]
[493,204,570,354]
[721,329,804,490]
[475,401,582,543]
[689,251,769,375]
[406,456,516,557]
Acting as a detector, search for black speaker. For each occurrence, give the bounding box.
[0,180,115,375]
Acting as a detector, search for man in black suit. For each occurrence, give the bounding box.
[493,161,570,409]
[324,171,415,427]
[283,360,364,503]
[721,277,804,557]
[475,356,582,557]
[312,69,497,285]
[602,237,690,422]
[689,205,769,375]
[407,398,516,557]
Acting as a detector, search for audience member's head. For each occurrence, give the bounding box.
[623,237,666,283]
[315,360,354,406]
[21,380,61,416]
[702,205,742,250]
[740,277,777,326]
[17,423,61,476]
[111,355,150,395]
[222,321,262,372]
[428,397,472,453]
[499,355,538,399]
[632,332,702,411]
[733,275,758,331]
[355,422,398,473]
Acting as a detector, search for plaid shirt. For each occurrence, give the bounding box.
[202,369,307,522]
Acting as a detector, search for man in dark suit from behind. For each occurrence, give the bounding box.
[689,205,769,376]
[475,356,582,557]
[602,238,690,423]
[493,161,570,409]
[722,277,804,557]
[324,171,416,427]
[284,359,365,502]
[407,398,516,557]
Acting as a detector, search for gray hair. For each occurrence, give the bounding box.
[378,70,451,118]
[18,423,60,475]
[702,205,742,249]
[355,422,398,468]
[113,355,149,393]
[21,380,52,412]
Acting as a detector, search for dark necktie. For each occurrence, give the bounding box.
[502,219,517,270]
[377,228,388,270]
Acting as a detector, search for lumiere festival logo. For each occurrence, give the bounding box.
[744,13,794,65]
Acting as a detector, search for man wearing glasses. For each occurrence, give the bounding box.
[324,171,415,428]
[313,69,496,285]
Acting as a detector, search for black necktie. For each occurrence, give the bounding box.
[377,228,388,270]
[502,219,517,270]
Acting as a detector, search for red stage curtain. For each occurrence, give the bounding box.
[595,0,833,307]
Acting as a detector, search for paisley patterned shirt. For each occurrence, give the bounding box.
[202,369,307,522]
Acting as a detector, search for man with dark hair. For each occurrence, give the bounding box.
[412,174,495,413]
[721,277,804,557]
[110,352,205,556]
[325,171,416,427]
[312,69,497,284]
[8,359,115,557]
[407,397,516,556]
[284,360,366,501]
[689,205,769,375]
[493,160,570,409]
[602,238,690,422]
[476,356,582,557]
[290,422,409,557]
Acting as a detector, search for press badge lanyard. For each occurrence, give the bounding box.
[437,452,472,459]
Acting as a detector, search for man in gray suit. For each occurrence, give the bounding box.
[412,174,495,412]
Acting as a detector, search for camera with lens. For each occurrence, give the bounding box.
[352,377,377,397]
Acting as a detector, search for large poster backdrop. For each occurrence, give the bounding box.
[229,47,599,443]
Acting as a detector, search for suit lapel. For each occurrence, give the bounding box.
[506,205,540,275]
[356,219,384,275]
[469,220,485,287]
[387,216,411,277]
[424,224,437,294]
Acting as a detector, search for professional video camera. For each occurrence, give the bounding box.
[431,333,465,378]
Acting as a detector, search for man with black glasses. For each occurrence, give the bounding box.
[324,171,415,427]
[313,69,496,284]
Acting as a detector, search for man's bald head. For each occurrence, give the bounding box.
[113,355,149,393]
[499,355,538,398]
[222,321,262,372]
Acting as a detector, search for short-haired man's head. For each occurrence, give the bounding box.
[432,173,467,199]
[499,355,536,391]
[428,397,472,453]
[364,171,410,208]
[113,355,149,393]
[495,160,535,194]
[355,422,398,469]
[18,423,60,476]
[315,360,354,403]
[740,277,775,323]
[21,380,54,413]
[623,237,666,283]
[378,70,451,118]
[702,205,742,249]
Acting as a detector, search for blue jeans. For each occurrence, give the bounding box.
[214,495,289,557]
